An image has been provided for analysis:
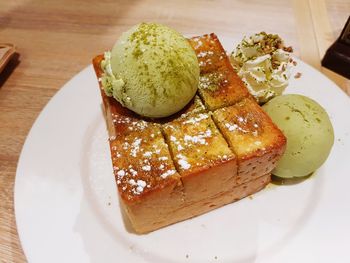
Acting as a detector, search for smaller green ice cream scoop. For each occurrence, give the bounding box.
[263,94,334,178]
[100,23,199,118]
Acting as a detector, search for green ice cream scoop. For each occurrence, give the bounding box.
[263,94,334,178]
[100,23,199,118]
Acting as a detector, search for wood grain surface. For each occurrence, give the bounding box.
[0,0,349,262]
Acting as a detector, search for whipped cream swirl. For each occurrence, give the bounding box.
[230,32,293,104]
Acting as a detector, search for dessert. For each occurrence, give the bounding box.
[100,23,199,118]
[93,30,286,233]
[262,94,334,178]
[230,32,293,104]
[213,98,287,184]
[188,35,251,110]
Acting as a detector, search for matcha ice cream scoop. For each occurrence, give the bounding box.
[263,94,334,178]
[100,23,199,118]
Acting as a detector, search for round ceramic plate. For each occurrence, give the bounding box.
[15,36,350,263]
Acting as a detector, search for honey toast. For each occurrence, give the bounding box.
[92,33,286,233]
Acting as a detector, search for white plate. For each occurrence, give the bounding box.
[15,36,350,263]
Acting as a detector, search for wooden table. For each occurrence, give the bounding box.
[0,0,349,261]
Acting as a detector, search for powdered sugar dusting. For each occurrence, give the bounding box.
[110,125,178,199]
[142,165,151,171]
[176,154,191,170]
[183,129,212,145]
[160,169,176,179]
[111,114,149,133]
[182,113,209,124]
[225,123,238,132]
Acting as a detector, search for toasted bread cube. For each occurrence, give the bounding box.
[110,125,185,233]
[188,34,227,74]
[189,34,250,110]
[213,98,286,184]
[198,68,251,111]
[110,126,179,201]
[162,112,237,203]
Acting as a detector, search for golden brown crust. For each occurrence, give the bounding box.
[188,34,227,73]
[121,176,185,233]
[162,112,235,173]
[162,112,238,204]
[110,126,182,203]
[123,173,271,233]
[188,34,251,110]
[213,98,286,184]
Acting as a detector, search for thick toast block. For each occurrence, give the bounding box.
[189,34,251,111]
[213,98,286,184]
[162,112,237,204]
[110,125,180,202]
[110,125,185,233]
[92,33,285,233]
[188,34,227,73]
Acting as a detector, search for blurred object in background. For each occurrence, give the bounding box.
[322,16,350,79]
[0,43,16,74]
